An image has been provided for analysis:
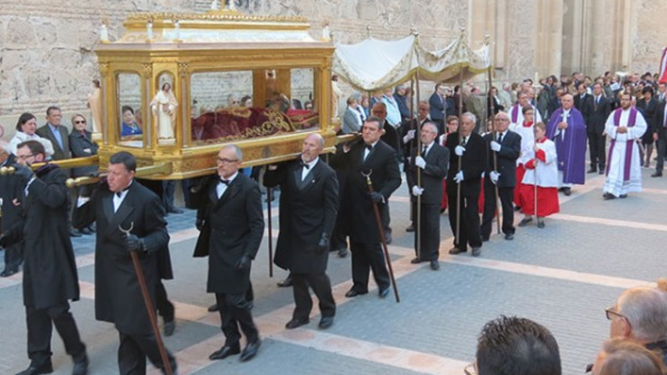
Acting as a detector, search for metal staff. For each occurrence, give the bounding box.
[119,222,173,375]
[412,27,422,262]
[267,186,274,278]
[486,35,501,235]
[361,170,400,303]
[456,68,464,245]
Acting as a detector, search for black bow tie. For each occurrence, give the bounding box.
[219,178,231,186]
[300,160,310,170]
[365,144,373,151]
[115,186,130,198]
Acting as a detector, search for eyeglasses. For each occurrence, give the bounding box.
[17,154,35,160]
[232,101,240,105]
[605,307,630,327]
[74,120,87,124]
[494,118,509,122]
[464,362,477,375]
[217,158,239,164]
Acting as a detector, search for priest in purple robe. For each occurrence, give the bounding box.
[546,94,587,196]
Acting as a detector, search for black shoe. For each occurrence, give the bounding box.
[15,363,53,375]
[504,233,514,241]
[86,224,96,233]
[69,229,82,238]
[277,276,293,288]
[79,227,92,235]
[378,287,390,298]
[598,169,604,175]
[168,207,184,214]
[481,236,489,242]
[209,344,241,360]
[620,194,628,199]
[603,193,616,200]
[410,257,423,264]
[164,320,175,336]
[448,247,465,255]
[337,248,348,258]
[518,217,533,227]
[72,355,89,375]
[240,339,261,362]
[537,219,545,229]
[345,289,368,298]
[514,206,522,211]
[384,234,392,244]
[285,318,309,329]
[430,260,440,271]
[318,316,334,330]
[563,187,572,196]
[587,168,597,173]
[0,267,18,277]
[405,224,415,232]
[208,303,219,312]
[471,247,481,257]
[652,172,663,177]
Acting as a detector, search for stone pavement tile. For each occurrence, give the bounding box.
[560,185,667,223]
[327,263,616,375]
[479,220,667,282]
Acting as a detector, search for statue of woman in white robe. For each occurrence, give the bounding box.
[151,82,178,141]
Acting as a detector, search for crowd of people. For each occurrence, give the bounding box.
[0,69,666,375]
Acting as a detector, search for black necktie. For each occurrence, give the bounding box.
[422,146,427,156]
[497,133,503,143]
[460,137,467,146]
[219,178,230,186]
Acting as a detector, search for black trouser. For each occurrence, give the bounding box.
[447,187,482,249]
[291,272,336,320]
[161,180,176,211]
[588,131,606,170]
[656,134,667,173]
[155,281,174,322]
[382,203,392,237]
[349,241,390,293]
[215,292,259,346]
[3,242,23,271]
[118,331,176,375]
[26,301,86,367]
[412,203,441,261]
[481,184,515,238]
[330,228,348,251]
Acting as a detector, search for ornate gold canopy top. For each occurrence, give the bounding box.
[114,9,320,45]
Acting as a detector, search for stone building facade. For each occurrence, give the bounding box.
[0,0,664,130]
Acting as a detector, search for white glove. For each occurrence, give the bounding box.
[415,156,426,169]
[489,171,500,184]
[490,141,501,152]
[455,145,466,156]
[411,186,424,196]
[403,129,416,144]
[454,171,464,183]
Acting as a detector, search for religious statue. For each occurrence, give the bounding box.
[87,79,103,134]
[331,74,342,120]
[150,82,178,141]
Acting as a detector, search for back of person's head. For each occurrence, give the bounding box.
[616,285,667,343]
[593,338,664,375]
[476,316,561,375]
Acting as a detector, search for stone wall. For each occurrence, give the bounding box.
[0,0,664,137]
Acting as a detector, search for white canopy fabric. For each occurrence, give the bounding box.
[333,31,491,92]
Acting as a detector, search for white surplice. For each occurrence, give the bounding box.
[603,109,647,197]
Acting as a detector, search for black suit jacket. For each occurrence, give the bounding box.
[483,131,521,188]
[637,98,659,126]
[653,102,667,138]
[36,124,71,160]
[0,154,23,232]
[264,158,338,274]
[193,173,264,295]
[429,92,445,121]
[381,119,400,156]
[409,143,449,204]
[73,180,170,334]
[587,95,612,134]
[574,94,593,123]
[69,130,99,177]
[444,132,486,195]
[330,139,401,244]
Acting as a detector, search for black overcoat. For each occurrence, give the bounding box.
[73,180,169,334]
[264,159,339,274]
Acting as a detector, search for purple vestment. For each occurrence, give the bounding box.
[546,107,587,184]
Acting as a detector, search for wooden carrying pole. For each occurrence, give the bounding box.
[488,64,501,235]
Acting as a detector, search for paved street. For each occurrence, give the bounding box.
[0,168,665,375]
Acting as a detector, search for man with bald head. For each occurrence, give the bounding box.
[264,133,338,330]
[546,93,588,195]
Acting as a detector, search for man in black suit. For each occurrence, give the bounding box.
[193,144,264,362]
[330,116,401,298]
[402,101,431,232]
[444,112,486,257]
[574,83,592,124]
[653,100,667,177]
[429,83,446,131]
[73,151,176,375]
[36,106,81,237]
[587,83,612,173]
[2,140,88,375]
[408,122,449,270]
[264,133,338,330]
[0,141,23,277]
[481,111,521,241]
